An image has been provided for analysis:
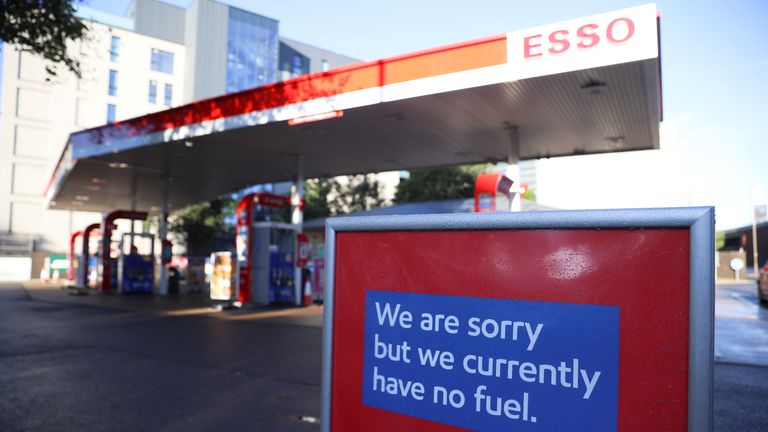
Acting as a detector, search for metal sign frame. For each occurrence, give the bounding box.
[321,207,714,432]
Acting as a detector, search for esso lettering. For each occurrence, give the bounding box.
[523,17,635,58]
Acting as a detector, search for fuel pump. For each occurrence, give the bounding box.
[67,223,101,290]
[117,232,155,294]
[81,223,100,290]
[100,210,149,293]
[67,230,83,285]
[234,193,307,306]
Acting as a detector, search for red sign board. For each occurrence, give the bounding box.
[322,208,714,432]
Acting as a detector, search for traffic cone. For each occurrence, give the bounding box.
[302,279,313,306]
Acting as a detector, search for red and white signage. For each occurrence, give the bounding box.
[507,3,658,80]
[322,207,714,432]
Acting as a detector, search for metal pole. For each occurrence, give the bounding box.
[292,154,305,228]
[159,179,169,296]
[752,206,759,277]
[506,126,521,212]
[751,183,765,277]
[129,175,138,250]
[293,154,304,305]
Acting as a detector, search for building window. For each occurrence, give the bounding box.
[164,83,172,107]
[292,54,304,76]
[321,59,329,72]
[110,36,120,62]
[107,104,116,123]
[148,80,157,103]
[278,44,309,81]
[108,69,118,96]
[150,49,174,74]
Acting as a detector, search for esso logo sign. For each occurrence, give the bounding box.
[523,17,636,59]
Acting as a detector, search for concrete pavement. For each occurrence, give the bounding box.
[715,281,768,366]
[713,281,768,430]
[21,280,324,327]
[0,282,323,431]
[2,280,768,430]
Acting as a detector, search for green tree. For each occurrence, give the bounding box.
[329,174,384,215]
[395,164,488,203]
[303,174,386,219]
[303,178,334,220]
[169,197,234,256]
[1,0,87,77]
[522,187,537,202]
[715,231,725,251]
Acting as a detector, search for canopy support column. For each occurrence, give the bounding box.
[506,125,521,212]
[292,155,305,228]
[292,154,304,306]
[158,179,169,296]
[129,175,138,249]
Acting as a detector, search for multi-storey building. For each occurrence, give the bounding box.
[0,15,186,255]
[0,0,358,277]
[128,0,357,100]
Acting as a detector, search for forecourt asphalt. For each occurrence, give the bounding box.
[0,281,767,431]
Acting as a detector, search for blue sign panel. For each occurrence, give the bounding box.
[362,290,619,431]
[121,254,154,293]
[269,251,294,303]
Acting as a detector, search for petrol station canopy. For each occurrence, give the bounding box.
[46,4,662,214]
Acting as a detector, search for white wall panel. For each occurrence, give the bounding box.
[18,51,50,83]
[75,98,91,127]
[13,125,49,158]
[10,201,44,234]
[16,87,51,121]
[12,163,48,196]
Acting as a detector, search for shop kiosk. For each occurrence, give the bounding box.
[234,193,308,306]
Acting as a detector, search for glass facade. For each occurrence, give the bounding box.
[278,41,309,81]
[226,8,278,93]
[148,80,157,103]
[110,36,120,62]
[108,69,118,96]
[151,49,174,74]
[164,83,173,107]
[107,104,116,123]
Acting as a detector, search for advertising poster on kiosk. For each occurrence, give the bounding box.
[187,257,208,293]
[321,208,714,432]
[210,252,234,301]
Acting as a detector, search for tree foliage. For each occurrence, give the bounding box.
[522,187,537,202]
[1,0,87,77]
[715,231,725,251]
[303,174,385,219]
[329,174,384,215]
[169,197,234,256]
[395,165,487,203]
[303,178,334,221]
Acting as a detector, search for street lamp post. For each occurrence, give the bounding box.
[753,207,759,277]
[751,183,767,277]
